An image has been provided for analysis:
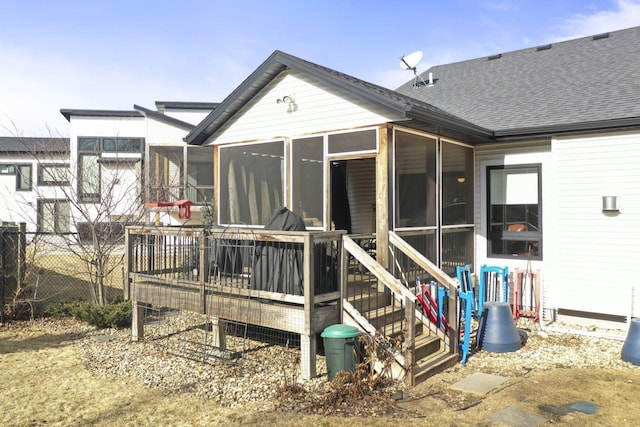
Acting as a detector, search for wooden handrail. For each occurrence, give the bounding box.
[389,231,459,353]
[343,235,417,304]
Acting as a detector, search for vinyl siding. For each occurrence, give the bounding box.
[210,70,404,145]
[552,130,640,318]
[474,140,552,315]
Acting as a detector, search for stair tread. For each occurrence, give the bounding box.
[413,351,459,383]
[414,333,440,346]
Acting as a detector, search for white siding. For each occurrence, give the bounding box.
[209,70,403,145]
[163,109,212,126]
[0,152,70,232]
[346,158,376,234]
[553,131,640,318]
[145,117,191,144]
[474,141,553,314]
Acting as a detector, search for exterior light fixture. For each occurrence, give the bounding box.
[276,95,297,112]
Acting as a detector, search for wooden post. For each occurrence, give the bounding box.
[339,234,347,323]
[448,287,459,355]
[131,300,145,341]
[375,125,390,270]
[123,227,131,300]
[209,317,227,349]
[212,146,219,223]
[301,233,316,379]
[404,296,416,386]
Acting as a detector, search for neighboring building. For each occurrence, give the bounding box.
[0,137,70,233]
[60,102,216,228]
[181,26,640,326]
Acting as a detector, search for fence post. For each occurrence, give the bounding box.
[0,227,5,324]
[124,227,131,300]
[199,230,206,314]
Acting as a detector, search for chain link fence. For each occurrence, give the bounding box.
[1,225,126,320]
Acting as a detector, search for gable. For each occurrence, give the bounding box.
[206,69,406,145]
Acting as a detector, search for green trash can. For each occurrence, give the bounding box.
[321,324,362,380]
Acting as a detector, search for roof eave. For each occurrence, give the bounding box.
[133,104,195,131]
[60,108,142,122]
[185,51,411,145]
[405,106,495,143]
[494,117,640,141]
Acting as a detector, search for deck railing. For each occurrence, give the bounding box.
[125,225,344,379]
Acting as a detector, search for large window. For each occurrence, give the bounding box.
[1,164,32,191]
[147,146,214,205]
[78,137,144,203]
[38,199,70,233]
[441,141,473,225]
[38,164,70,186]
[219,141,284,225]
[292,136,324,228]
[487,164,541,259]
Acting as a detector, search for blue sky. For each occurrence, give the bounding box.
[1,0,640,136]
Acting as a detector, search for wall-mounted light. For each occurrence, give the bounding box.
[456,177,466,183]
[276,95,298,113]
[602,195,619,212]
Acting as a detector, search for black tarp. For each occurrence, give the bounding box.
[252,207,306,295]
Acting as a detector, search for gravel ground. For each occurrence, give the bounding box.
[58,316,637,417]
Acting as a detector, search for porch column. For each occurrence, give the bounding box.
[375,125,390,270]
[301,233,317,379]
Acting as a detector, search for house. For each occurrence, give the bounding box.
[179,25,640,328]
[395,26,640,326]
[0,137,70,233]
[60,101,217,230]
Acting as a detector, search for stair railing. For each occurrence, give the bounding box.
[341,235,418,374]
[388,231,460,356]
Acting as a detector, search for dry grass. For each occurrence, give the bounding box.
[3,319,640,426]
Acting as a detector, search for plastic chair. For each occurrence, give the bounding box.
[478,265,509,316]
[456,265,475,364]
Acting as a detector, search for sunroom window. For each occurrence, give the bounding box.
[394,131,437,228]
[147,146,214,205]
[219,141,284,226]
[291,136,323,228]
[487,164,541,259]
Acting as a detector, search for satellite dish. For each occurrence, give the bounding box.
[400,50,427,88]
[400,50,423,71]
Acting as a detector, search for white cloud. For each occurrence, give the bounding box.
[551,0,640,41]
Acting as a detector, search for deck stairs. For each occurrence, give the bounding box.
[341,233,460,386]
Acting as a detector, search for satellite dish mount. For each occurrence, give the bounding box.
[400,50,427,88]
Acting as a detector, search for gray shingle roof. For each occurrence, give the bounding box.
[396,26,640,135]
[60,109,142,122]
[0,137,70,153]
[185,50,493,145]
